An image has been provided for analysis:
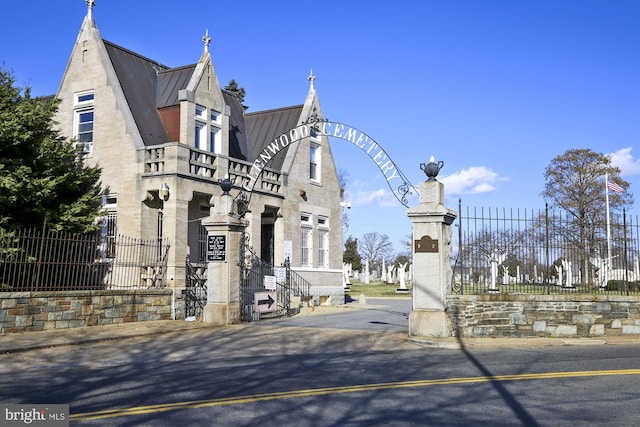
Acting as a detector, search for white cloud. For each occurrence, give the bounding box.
[439,166,504,195]
[608,147,640,176]
[347,188,398,208]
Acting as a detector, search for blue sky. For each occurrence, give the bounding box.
[1,0,639,253]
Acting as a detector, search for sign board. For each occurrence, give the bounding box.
[283,240,293,264]
[415,235,438,253]
[276,267,286,283]
[254,292,277,313]
[207,235,226,262]
[263,275,277,291]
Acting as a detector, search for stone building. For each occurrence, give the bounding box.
[51,3,345,315]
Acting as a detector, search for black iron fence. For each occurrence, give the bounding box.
[454,202,640,295]
[0,228,170,291]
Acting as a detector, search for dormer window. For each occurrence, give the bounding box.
[194,104,221,154]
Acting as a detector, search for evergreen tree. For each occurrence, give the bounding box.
[224,79,248,110]
[343,235,362,271]
[0,69,102,233]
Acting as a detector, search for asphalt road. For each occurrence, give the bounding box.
[262,297,412,332]
[1,299,639,426]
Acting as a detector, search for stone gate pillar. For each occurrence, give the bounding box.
[406,158,456,337]
[202,192,245,325]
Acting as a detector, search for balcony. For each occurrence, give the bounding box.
[142,143,282,196]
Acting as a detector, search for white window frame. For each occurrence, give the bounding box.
[195,120,207,150]
[317,216,329,268]
[310,143,321,182]
[317,229,329,268]
[195,104,207,120]
[210,125,221,154]
[194,104,222,153]
[73,91,94,154]
[301,213,313,267]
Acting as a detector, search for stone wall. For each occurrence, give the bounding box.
[448,294,640,338]
[0,290,174,333]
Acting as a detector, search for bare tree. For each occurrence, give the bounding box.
[542,148,632,284]
[359,232,393,273]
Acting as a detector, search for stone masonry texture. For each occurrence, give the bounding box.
[447,294,640,338]
[0,290,173,333]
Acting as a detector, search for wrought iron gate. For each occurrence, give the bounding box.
[239,229,311,321]
[184,257,207,318]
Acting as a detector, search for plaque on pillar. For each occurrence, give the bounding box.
[415,235,438,253]
[207,235,226,262]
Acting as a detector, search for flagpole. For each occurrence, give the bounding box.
[605,173,611,287]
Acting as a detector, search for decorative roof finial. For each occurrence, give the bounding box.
[86,0,95,20]
[308,70,316,91]
[202,29,212,53]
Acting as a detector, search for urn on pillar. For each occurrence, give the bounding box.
[407,155,456,337]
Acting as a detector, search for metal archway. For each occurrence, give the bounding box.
[236,113,415,210]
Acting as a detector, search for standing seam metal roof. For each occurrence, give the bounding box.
[103,39,305,172]
[103,40,171,146]
[245,105,304,171]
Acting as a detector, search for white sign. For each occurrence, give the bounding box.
[283,240,293,264]
[263,275,277,291]
[254,292,277,313]
[276,267,286,283]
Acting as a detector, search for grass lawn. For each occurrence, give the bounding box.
[346,280,412,298]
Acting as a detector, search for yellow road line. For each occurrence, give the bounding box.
[70,369,640,422]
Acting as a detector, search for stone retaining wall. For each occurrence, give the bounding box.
[448,294,640,338]
[0,290,173,333]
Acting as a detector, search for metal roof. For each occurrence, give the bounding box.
[103,40,171,146]
[157,65,195,108]
[102,39,303,172]
[223,91,248,161]
[245,105,303,171]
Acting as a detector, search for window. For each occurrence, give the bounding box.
[210,126,221,153]
[76,111,94,143]
[195,104,207,119]
[301,213,312,267]
[317,216,329,268]
[318,229,328,268]
[76,93,94,104]
[194,104,222,153]
[101,195,117,259]
[73,91,94,153]
[195,121,207,150]
[310,143,320,181]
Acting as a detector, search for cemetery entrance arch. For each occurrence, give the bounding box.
[242,113,415,207]
[229,113,416,322]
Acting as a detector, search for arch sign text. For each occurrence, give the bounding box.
[243,114,414,207]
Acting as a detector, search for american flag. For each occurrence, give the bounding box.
[607,181,624,193]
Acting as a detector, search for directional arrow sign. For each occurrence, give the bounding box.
[254,292,277,313]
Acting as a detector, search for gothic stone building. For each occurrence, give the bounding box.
[52,5,346,314]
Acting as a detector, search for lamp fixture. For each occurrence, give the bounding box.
[159,182,170,201]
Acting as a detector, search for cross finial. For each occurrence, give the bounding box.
[86,0,95,20]
[202,29,212,53]
[308,69,316,91]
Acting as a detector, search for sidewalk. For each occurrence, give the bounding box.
[1,305,639,354]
